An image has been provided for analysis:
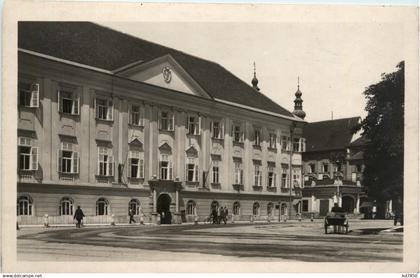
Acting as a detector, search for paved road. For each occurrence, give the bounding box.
[17,220,402,262]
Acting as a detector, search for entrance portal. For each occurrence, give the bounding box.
[319,199,329,216]
[157,194,172,224]
[342,196,355,213]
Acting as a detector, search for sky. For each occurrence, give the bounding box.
[101,21,404,122]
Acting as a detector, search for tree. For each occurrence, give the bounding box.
[359,61,404,218]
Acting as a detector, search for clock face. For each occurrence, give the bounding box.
[162,66,172,83]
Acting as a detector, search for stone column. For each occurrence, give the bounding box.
[175,189,179,213]
[153,189,157,213]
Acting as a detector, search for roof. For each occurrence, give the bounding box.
[303,117,360,152]
[18,22,295,118]
[349,136,368,147]
[348,151,364,161]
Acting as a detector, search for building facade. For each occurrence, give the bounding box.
[300,117,367,218]
[17,22,306,225]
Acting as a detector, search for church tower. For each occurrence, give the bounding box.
[293,77,306,119]
[251,62,260,91]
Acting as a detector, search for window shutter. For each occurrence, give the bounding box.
[139,159,144,179]
[221,122,225,139]
[72,94,80,115]
[210,121,214,138]
[128,105,132,125]
[30,147,39,170]
[72,151,79,173]
[108,155,114,176]
[94,98,99,119]
[169,161,173,180]
[97,150,101,176]
[127,152,132,178]
[274,173,277,187]
[107,100,113,120]
[30,83,40,108]
[198,116,201,135]
[57,149,62,173]
[195,165,199,182]
[57,90,62,112]
[139,107,144,126]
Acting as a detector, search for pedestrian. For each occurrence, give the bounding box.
[223,206,228,224]
[73,205,85,228]
[129,208,136,224]
[211,208,217,224]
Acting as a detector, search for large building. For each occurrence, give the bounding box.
[300,117,367,218]
[17,22,307,225]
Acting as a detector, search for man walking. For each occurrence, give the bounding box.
[73,206,85,228]
[129,208,136,224]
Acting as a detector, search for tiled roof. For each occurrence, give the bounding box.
[303,117,360,152]
[349,136,368,147]
[18,22,295,118]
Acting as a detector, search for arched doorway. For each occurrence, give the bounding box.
[280,203,288,216]
[342,196,355,213]
[157,194,172,224]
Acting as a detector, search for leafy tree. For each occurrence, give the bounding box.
[359,61,404,218]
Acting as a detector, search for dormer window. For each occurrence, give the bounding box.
[187,115,201,135]
[58,89,79,115]
[159,111,175,131]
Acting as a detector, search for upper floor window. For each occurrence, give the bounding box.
[18,137,38,171]
[97,147,114,177]
[293,138,300,152]
[267,166,276,187]
[159,154,173,180]
[187,115,201,135]
[234,162,243,185]
[128,151,144,179]
[212,160,220,184]
[95,98,113,121]
[356,164,362,172]
[322,163,329,173]
[308,163,316,174]
[281,167,289,188]
[59,197,74,216]
[211,120,224,139]
[19,82,39,108]
[281,136,290,151]
[186,158,199,182]
[58,89,79,115]
[254,128,261,146]
[293,168,301,187]
[269,133,277,149]
[17,195,33,216]
[57,142,79,174]
[302,200,309,212]
[232,123,244,143]
[159,111,175,131]
[254,164,262,186]
[129,104,144,126]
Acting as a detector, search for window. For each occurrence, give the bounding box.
[57,142,79,174]
[96,198,109,215]
[129,105,144,126]
[128,199,140,215]
[253,202,260,216]
[293,168,301,187]
[159,111,175,131]
[254,164,262,186]
[233,202,240,215]
[300,138,306,152]
[308,163,315,174]
[281,167,289,188]
[322,163,329,173]
[19,82,39,108]
[302,200,309,212]
[187,115,201,135]
[186,158,199,182]
[281,136,290,151]
[159,154,173,180]
[128,151,144,179]
[211,120,224,139]
[232,123,243,143]
[254,128,261,146]
[58,90,79,115]
[334,163,342,172]
[351,172,357,182]
[268,166,276,187]
[269,133,277,149]
[95,98,113,121]
[186,200,196,215]
[267,202,274,216]
[234,162,243,185]
[18,137,38,171]
[59,197,74,216]
[97,147,114,176]
[356,164,362,172]
[17,195,33,216]
[293,138,300,152]
[212,161,220,184]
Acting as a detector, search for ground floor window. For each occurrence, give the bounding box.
[302,200,309,212]
[186,200,196,215]
[233,201,240,215]
[96,197,109,215]
[253,202,260,216]
[281,203,288,215]
[267,202,274,216]
[128,199,140,215]
[17,195,33,216]
[59,197,74,216]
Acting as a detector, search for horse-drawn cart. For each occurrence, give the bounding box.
[324,213,349,234]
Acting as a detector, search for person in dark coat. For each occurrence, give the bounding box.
[129,208,136,224]
[73,206,85,228]
[223,206,228,224]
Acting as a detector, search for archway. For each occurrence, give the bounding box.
[342,196,355,213]
[157,194,172,224]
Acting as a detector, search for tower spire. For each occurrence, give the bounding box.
[251,61,260,91]
[292,76,306,120]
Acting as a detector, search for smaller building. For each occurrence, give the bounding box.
[301,117,367,218]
